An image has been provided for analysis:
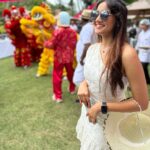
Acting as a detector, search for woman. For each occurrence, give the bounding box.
[76,0,149,149]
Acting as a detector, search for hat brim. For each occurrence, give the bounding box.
[58,24,70,27]
[105,103,150,150]
[81,16,90,20]
[57,21,70,27]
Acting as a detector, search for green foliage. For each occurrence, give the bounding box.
[0,0,137,19]
[50,4,70,12]
[82,0,136,5]
[20,0,43,10]
[0,0,73,17]
[0,0,44,17]
[0,0,43,9]
[0,25,5,34]
[124,0,137,4]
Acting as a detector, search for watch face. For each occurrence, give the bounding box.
[101,105,107,114]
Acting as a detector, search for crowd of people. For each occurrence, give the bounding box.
[136,19,150,84]
[2,0,150,149]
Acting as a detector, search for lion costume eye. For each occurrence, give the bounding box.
[33,12,43,20]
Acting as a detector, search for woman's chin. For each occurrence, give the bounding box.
[95,29,105,35]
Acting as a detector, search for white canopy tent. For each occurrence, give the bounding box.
[127,0,150,16]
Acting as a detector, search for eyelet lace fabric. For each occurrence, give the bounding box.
[76,43,128,150]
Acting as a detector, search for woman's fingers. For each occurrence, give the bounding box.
[86,113,96,124]
[87,100,91,108]
[82,96,88,106]
[78,95,90,107]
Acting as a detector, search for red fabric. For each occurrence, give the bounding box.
[73,2,97,19]
[14,47,31,67]
[9,18,27,48]
[4,15,31,67]
[45,27,77,99]
[73,11,82,19]
[53,60,75,99]
[2,9,11,17]
[87,2,97,10]
[46,27,77,64]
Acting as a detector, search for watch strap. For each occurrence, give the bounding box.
[101,101,107,114]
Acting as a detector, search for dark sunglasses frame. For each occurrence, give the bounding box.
[91,10,112,21]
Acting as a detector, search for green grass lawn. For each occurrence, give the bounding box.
[1,57,150,150]
[0,57,80,150]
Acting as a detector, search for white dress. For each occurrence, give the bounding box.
[76,43,129,150]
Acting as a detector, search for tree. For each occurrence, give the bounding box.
[83,0,95,7]
[0,0,43,25]
[82,0,136,6]
[124,0,137,4]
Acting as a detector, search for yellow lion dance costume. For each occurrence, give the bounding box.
[20,2,56,76]
[31,3,56,77]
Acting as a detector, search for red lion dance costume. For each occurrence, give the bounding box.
[2,6,31,68]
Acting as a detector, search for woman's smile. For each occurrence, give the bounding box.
[94,20,107,34]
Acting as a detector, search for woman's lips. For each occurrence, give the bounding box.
[95,24,105,29]
[94,21,105,28]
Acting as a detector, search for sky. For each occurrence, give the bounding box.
[47,0,69,6]
[46,0,85,12]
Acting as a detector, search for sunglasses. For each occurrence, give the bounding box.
[91,10,112,21]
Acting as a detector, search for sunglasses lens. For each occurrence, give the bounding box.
[91,10,99,21]
[92,10,111,21]
[100,10,110,20]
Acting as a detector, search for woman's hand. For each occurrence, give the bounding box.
[77,80,90,108]
[86,102,101,124]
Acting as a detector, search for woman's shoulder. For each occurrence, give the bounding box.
[122,43,139,66]
[88,43,100,50]
[85,43,99,59]
[122,43,137,57]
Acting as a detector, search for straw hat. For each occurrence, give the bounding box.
[57,11,71,27]
[81,9,92,20]
[105,103,150,150]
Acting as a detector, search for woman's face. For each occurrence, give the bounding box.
[94,2,116,36]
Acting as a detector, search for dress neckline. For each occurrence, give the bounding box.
[98,43,105,67]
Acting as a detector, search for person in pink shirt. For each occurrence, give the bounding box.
[44,11,77,103]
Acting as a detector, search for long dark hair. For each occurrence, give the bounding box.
[97,0,128,96]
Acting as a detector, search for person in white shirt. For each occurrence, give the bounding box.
[136,19,150,84]
[70,19,78,32]
[73,9,97,86]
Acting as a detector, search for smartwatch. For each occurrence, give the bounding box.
[101,101,107,114]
